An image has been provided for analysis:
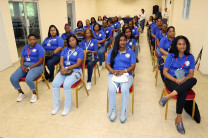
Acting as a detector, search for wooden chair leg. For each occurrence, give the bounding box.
[192,99,195,120]
[160,89,164,100]
[132,87,134,114]
[165,101,169,120]
[83,82,89,96]
[107,89,109,113]
[97,64,100,77]
[155,68,158,87]
[42,75,50,89]
[76,87,78,108]
[35,81,39,100]
[94,68,96,84]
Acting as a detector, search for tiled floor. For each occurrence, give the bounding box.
[1,29,208,138]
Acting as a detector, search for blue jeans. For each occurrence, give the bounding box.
[157,56,165,82]
[86,58,98,82]
[135,40,139,58]
[104,40,111,52]
[45,55,60,78]
[10,62,43,91]
[52,69,82,110]
[98,46,105,66]
[107,74,133,115]
[140,19,145,31]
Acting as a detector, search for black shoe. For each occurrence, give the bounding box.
[49,76,54,82]
[42,75,49,82]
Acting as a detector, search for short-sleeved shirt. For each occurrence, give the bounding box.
[150,22,157,30]
[61,32,74,40]
[158,37,174,57]
[42,36,64,56]
[80,38,98,59]
[151,25,161,41]
[83,25,93,31]
[113,22,119,30]
[93,30,106,47]
[164,53,195,78]
[131,28,140,38]
[126,38,136,49]
[106,48,136,75]
[21,43,45,63]
[101,27,112,39]
[156,30,167,41]
[73,28,84,40]
[61,46,84,69]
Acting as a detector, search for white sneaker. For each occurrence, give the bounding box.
[30,94,37,103]
[61,109,70,116]
[99,66,102,71]
[17,93,26,102]
[86,82,91,91]
[51,107,60,115]
[109,111,116,122]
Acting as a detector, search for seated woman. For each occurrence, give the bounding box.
[90,17,96,27]
[73,20,84,46]
[158,26,175,81]
[42,25,64,82]
[107,20,114,35]
[61,24,74,41]
[112,17,120,39]
[159,35,197,134]
[93,23,106,71]
[80,28,98,91]
[102,20,112,52]
[83,19,93,31]
[132,18,139,31]
[134,15,140,28]
[123,27,136,51]
[106,33,136,123]
[97,16,103,26]
[155,23,168,47]
[52,34,84,116]
[146,16,154,28]
[10,34,44,103]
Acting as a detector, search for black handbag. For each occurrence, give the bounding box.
[45,51,54,59]
[86,52,95,62]
[184,100,201,123]
[61,69,73,76]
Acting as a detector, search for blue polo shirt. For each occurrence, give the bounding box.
[21,43,45,63]
[61,32,74,40]
[156,30,167,41]
[73,28,84,40]
[150,22,157,29]
[42,36,64,56]
[106,48,136,75]
[93,30,106,47]
[110,25,114,29]
[83,25,93,31]
[101,27,112,39]
[126,38,136,49]
[131,28,140,37]
[61,46,84,69]
[158,37,174,57]
[80,38,98,59]
[164,53,195,78]
[151,25,161,41]
[113,22,119,30]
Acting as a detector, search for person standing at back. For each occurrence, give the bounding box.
[162,8,169,24]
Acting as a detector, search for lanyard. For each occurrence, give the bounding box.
[85,40,91,50]
[67,48,76,61]
[27,48,33,57]
[176,56,187,69]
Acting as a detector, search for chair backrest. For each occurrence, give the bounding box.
[42,52,46,75]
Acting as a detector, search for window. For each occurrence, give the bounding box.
[9,3,14,16]
[183,0,191,19]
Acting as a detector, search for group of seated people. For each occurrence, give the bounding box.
[9,15,141,123]
[147,16,197,134]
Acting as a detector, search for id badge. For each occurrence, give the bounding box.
[174,69,185,79]
[26,57,31,61]
[66,61,70,65]
[47,43,51,46]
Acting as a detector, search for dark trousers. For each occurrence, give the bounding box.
[45,55,60,78]
[164,78,197,114]
[140,19,145,31]
[157,56,165,82]
[86,58,98,82]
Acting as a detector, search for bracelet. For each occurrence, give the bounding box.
[125,69,128,73]
[27,67,30,70]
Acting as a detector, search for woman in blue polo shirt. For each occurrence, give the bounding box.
[158,26,175,81]
[83,19,93,31]
[107,20,114,34]
[61,24,74,41]
[124,27,136,51]
[102,20,112,52]
[155,23,168,47]
[52,34,84,116]
[42,25,64,82]
[10,34,45,103]
[93,23,106,70]
[106,33,136,123]
[159,35,197,134]
[74,20,84,46]
[90,17,96,27]
[80,28,98,91]
[112,17,120,39]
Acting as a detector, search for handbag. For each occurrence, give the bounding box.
[61,69,73,76]
[111,73,130,92]
[45,51,54,59]
[184,100,201,123]
[86,52,95,62]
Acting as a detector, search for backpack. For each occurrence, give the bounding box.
[184,100,201,123]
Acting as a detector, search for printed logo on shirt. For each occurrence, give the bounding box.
[73,51,78,56]
[53,39,57,41]
[90,43,94,47]
[99,34,102,37]
[132,30,135,32]
[185,61,190,66]
[125,53,130,58]
[32,49,37,52]
[106,31,109,33]
[129,42,132,46]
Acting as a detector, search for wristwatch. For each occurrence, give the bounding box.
[27,67,31,70]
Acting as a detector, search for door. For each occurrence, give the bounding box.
[67,1,76,31]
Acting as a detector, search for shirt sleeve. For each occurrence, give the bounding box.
[73,28,77,34]
[101,31,106,39]
[21,46,26,57]
[155,32,159,40]
[159,38,165,49]
[41,37,47,47]
[135,29,140,36]
[61,48,66,57]
[38,46,45,58]
[80,40,85,50]
[109,29,112,36]
[57,37,64,48]
[130,50,136,64]
[189,55,195,69]
[132,39,136,46]
[61,34,64,40]
[164,54,173,69]
[93,40,98,51]
[151,27,155,35]
[106,50,112,64]
[78,48,84,60]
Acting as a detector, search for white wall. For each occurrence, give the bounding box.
[163,0,208,74]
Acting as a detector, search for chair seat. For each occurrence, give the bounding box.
[61,79,81,88]
[107,44,111,48]
[19,74,42,82]
[165,88,195,99]
[155,51,159,57]
[85,63,96,68]
[118,85,133,93]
